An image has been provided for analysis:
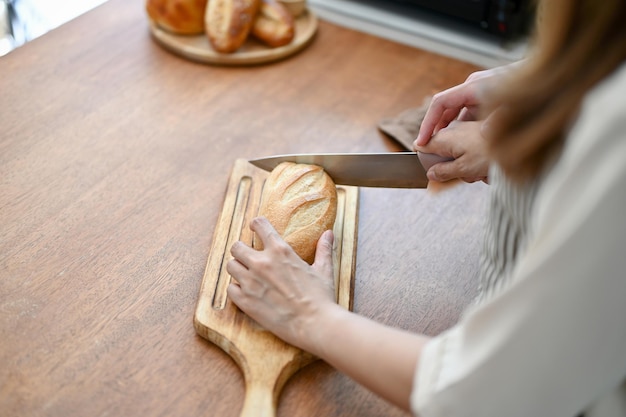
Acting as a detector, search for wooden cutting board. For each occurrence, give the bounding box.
[194,159,359,417]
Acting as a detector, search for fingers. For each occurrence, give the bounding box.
[226,250,256,293]
[249,216,284,248]
[427,160,482,183]
[426,160,462,182]
[457,106,480,122]
[226,282,244,308]
[230,240,254,269]
[227,247,270,300]
[415,75,486,146]
[425,150,489,183]
[416,95,459,146]
[417,120,490,183]
[226,280,266,319]
[313,230,334,277]
[415,108,445,146]
[250,217,295,254]
[434,108,462,134]
[230,217,298,274]
[414,126,456,159]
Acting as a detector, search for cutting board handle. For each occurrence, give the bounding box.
[239,379,276,417]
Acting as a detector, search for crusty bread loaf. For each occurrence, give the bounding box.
[251,0,295,47]
[254,162,337,264]
[146,0,207,35]
[205,0,261,53]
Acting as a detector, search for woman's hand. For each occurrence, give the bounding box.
[415,120,491,183]
[226,216,338,355]
[415,65,514,147]
[412,64,519,183]
[228,219,431,412]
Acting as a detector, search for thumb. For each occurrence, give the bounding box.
[313,230,335,276]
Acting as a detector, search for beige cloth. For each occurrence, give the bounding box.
[378,97,431,151]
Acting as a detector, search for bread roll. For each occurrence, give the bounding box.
[205,0,261,53]
[251,0,295,47]
[254,162,337,264]
[146,0,207,35]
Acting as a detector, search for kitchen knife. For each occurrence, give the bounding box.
[249,152,452,188]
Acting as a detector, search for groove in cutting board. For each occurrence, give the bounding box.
[213,176,252,310]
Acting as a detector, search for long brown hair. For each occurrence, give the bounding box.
[483,0,626,182]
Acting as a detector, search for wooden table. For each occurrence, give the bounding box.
[0,1,487,415]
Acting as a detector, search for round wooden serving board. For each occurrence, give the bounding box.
[148,10,318,66]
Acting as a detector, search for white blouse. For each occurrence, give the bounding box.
[412,63,626,417]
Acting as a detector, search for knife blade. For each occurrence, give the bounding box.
[249,152,451,188]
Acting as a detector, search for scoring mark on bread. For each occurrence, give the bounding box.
[254,162,338,264]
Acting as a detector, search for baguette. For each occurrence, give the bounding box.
[251,0,295,47]
[254,162,337,264]
[205,0,261,53]
[146,0,207,35]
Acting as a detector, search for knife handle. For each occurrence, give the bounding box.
[417,152,454,172]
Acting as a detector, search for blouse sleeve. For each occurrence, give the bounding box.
[412,66,626,417]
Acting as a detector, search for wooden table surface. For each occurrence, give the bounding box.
[0,1,488,415]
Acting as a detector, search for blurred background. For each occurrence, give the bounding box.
[1,0,107,56]
[1,0,533,66]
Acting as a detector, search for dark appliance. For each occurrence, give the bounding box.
[391,0,534,39]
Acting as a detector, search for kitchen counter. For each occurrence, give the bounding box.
[0,1,488,415]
